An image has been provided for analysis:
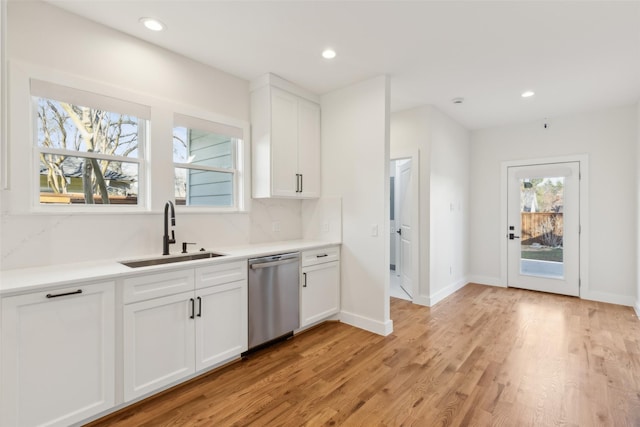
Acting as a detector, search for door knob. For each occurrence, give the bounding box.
[509,233,520,240]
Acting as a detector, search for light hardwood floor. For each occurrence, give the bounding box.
[87,284,640,426]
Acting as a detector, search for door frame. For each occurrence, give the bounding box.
[389,150,420,303]
[500,154,589,295]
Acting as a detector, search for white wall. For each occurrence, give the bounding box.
[470,105,638,305]
[390,106,470,306]
[637,101,640,316]
[428,108,470,304]
[1,1,303,270]
[391,108,430,303]
[0,0,6,199]
[321,76,392,335]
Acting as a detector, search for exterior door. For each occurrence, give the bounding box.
[398,160,413,298]
[507,162,580,296]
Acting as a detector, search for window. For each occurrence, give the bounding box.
[32,80,148,206]
[173,114,244,209]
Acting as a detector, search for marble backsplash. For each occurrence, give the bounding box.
[0,198,308,270]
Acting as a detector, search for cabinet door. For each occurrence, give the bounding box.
[270,87,300,197]
[297,98,321,198]
[123,291,195,401]
[301,261,340,327]
[195,280,247,371]
[1,283,115,427]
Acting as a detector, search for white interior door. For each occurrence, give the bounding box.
[398,160,413,298]
[390,162,399,275]
[507,162,580,296]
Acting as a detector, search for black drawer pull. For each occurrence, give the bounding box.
[303,272,307,288]
[189,298,195,319]
[316,254,329,258]
[46,289,82,299]
[197,296,202,317]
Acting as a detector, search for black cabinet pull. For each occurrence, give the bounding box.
[303,272,307,288]
[197,296,202,317]
[316,254,328,258]
[189,298,195,319]
[300,174,303,193]
[46,289,82,299]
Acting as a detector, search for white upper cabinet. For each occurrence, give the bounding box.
[270,87,300,197]
[296,98,321,197]
[251,74,321,199]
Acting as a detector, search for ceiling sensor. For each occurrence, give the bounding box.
[452,97,464,104]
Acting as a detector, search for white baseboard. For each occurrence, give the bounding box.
[578,290,635,307]
[412,295,430,307]
[340,310,393,336]
[429,277,468,306]
[467,275,505,287]
[635,301,640,318]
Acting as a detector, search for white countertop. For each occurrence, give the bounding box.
[0,240,340,297]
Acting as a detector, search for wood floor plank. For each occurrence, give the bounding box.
[86,284,640,426]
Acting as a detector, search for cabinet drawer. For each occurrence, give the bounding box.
[301,246,340,267]
[196,260,247,289]
[124,269,195,304]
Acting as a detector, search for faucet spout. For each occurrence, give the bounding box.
[163,201,176,255]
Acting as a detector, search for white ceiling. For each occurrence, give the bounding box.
[44,0,640,130]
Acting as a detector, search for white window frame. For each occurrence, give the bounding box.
[29,79,150,213]
[173,112,249,213]
[4,61,251,216]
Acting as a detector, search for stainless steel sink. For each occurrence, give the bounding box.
[120,252,225,268]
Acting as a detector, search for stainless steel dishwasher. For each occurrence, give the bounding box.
[247,252,300,351]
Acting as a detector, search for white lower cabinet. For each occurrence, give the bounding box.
[123,291,196,401]
[195,280,247,371]
[300,247,340,328]
[1,282,115,427]
[123,261,247,402]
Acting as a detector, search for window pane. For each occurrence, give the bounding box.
[519,177,564,278]
[173,126,234,168]
[35,97,140,158]
[174,168,233,207]
[40,154,138,205]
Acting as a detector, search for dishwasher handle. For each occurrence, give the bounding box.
[250,257,299,270]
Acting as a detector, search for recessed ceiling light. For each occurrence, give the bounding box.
[452,97,464,104]
[322,49,336,59]
[521,91,535,98]
[139,17,165,32]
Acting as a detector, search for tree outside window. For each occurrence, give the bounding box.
[34,85,145,205]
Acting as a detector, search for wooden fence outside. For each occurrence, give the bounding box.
[40,192,138,204]
[521,212,563,246]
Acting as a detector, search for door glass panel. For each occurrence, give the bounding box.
[519,177,564,279]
